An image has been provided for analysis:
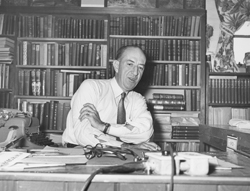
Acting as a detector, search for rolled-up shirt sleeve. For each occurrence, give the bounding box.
[62,80,102,146]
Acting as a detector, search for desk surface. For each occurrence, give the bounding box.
[1,152,250,191]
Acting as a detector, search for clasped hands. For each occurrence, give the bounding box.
[78,103,161,151]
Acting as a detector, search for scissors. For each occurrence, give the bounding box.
[82,143,141,161]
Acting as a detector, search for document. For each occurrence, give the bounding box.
[0,151,30,170]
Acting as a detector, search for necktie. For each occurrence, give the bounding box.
[117,92,126,124]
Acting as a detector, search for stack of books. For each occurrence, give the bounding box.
[148,93,186,111]
[152,113,172,149]
[0,37,14,62]
[171,111,200,140]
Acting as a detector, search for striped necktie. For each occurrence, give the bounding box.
[117,92,126,124]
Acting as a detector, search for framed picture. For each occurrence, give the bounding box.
[107,0,156,8]
[185,0,205,9]
[156,0,183,9]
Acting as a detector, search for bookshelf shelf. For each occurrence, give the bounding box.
[110,35,201,40]
[209,103,250,107]
[148,85,201,89]
[17,38,108,42]
[152,110,200,115]
[154,139,200,142]
[0,89,12,92]
[109,60,201,64]
[43,130,64,133]
[209,72,250,76]
[150,60,201,64]
[14,95,72,100]
[16,65,107,69]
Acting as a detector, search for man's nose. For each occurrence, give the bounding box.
[132,66,138,75]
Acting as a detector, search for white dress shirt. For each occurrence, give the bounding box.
[62,77,153,147]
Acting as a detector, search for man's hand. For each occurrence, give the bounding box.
[79,103,104,131]
[122,142,161,151]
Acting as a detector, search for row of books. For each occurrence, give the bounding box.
[0,63,10,89]
[155,141,200,152]
[18,14,108,39]
[110,15,200,37]
[149,92,200,111]
[18,99,70,131]
[148,94,186,111]
[153,126,199,140]
[18,41,108,67]
[0,14,16,35]
[18,69,106,97]
[109,38,201,61]
[209,77,250,105]
[171,125,199,140]
[0,91,11,108]
[173,142,200,152]
[208,106,250,125]
[149,63,201,86]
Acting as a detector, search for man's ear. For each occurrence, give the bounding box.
[113,60,119,73]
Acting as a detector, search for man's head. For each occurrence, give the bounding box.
[113,45,146,92]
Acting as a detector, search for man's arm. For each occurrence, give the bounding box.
[107,92,154,144]
[63,80,102,146]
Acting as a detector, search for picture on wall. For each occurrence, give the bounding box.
[157,0,183,8]
[107,0,156,8]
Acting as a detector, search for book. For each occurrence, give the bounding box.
[148,99,185,105]
[153,105,185,111]
[24,69,31,96]
[62,102,71,130]
[41,101,50,131]
[31,69,36,96]
[56,102,64,131]
[152,93,184,100]
[45,69,51,96]
[52,100,59,130]
[48,100,56,130]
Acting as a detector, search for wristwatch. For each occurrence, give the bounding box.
[103,123,110,134]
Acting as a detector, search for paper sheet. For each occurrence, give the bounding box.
[0,151,30,170]
[209,156,243,170]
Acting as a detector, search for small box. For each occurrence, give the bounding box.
[81,0,104,7]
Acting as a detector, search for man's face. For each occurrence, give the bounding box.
[115,47,146,92]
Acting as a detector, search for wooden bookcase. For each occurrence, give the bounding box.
[206,70,250,125]
[0,6,207,150]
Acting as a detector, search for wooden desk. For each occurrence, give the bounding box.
[1,151,250,191]
[199,124,250,157]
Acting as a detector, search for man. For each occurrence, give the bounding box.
[62,45,160,151]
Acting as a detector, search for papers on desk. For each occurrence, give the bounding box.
[209,156,243,170]
[21,155,88,165]
[0,151,30,170]
[0,146,88,171]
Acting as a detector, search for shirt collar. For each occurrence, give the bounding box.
[111,77,125,98]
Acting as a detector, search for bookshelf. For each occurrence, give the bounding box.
[207,71,250,126]
[0,6,206,149]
